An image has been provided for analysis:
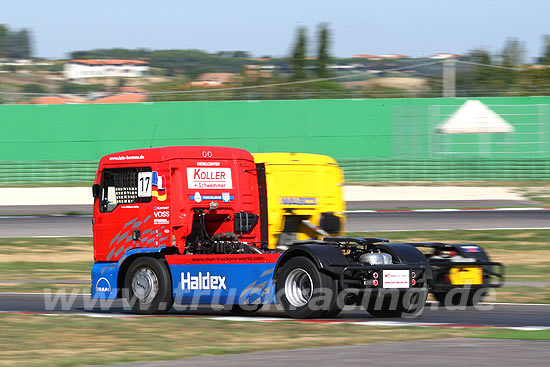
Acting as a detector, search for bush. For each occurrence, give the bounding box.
[21,84,47,94]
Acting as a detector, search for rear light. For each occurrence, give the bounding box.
[373,272,379,279]
[373,279,379,287]
[412,271,416,278]
[412,279,416,286]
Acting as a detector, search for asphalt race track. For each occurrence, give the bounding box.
[345,209,550,231]
[92,339,550,367]
[1,292,549,328]
[1,209,549,237]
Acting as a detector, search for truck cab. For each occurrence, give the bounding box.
[92,146,266,263]
[252,153,345,249]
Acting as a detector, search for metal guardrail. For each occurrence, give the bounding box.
[0,160,97,184]
[339,158,550,181]
[1,159,549,185]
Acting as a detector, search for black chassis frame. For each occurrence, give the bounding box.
[407,242,504,292]
[276,237,431,294]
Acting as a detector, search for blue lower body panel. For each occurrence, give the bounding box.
[169,263,277,305]
[91,262,118,299]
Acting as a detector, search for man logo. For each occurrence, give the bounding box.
[96,277,111,292]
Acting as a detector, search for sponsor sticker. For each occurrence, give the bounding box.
[190,194,234,202]
[197,161,221,167]
[382,270,410,288]
[181,272,227,290]
[187,167,232,189]
[108,155,145,161]
[462,245,480,252]
[280,197,318,206]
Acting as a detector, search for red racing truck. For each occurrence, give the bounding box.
[91,146,431,318]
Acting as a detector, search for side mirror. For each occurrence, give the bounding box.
[92,184,101,198]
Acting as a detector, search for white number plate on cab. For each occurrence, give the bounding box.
[382,270,410,288]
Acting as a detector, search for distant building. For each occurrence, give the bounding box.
[378,54,407,60]
[352,53,381,60]
[190,73,236,87]
[64,59,150,80]
[352,53,407,60]
[429,53,461,60]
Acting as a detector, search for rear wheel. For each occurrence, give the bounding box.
[277,257,338,319]
[124,257,173,314]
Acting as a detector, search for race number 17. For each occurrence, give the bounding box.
[138,172,152,197]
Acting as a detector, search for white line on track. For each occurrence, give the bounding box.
[0,215,92,219]
[1,293,548,307]
[346,207,550,214]
[353,227,550,232]
[2,311,550,331]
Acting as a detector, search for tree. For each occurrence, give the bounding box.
[499,38,524,87]
[317,23,331,78]
[0,24,7,57]
[3,28,32,59]
[471,50,497,94]
[19,29,32,59]
[21,84,46,94]
[539,35,550,82]
[501,38,524,67]
[538,35,550,65]
[291,27,307,80]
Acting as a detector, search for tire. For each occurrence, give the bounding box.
[277,256,338,319]
[366,289,427,318]
[229,304,263,315]
[323,303,343,318]
[124,256,173,314]
[434,288,488,307]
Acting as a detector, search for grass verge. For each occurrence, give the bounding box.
[1,231,548,302]
[0,314,548,367]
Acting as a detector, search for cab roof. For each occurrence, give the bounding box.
[99,146,254,167]
[252,152,338,165]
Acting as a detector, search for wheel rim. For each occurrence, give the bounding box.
[285,268,313,307]
[131,267,159,304]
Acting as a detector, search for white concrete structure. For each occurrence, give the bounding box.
[64,59,150,80]
[437,100,515,134]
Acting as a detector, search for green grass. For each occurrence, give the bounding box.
[0,237,92,252]
[348,229,550,244]
[0,261,91,279]
[1,231,548,301]
[471,329,550,340]
[0,314,548,367]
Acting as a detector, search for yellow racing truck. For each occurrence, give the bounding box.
[252,153,345,249]
[254,152,503,306]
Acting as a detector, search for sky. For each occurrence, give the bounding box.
[2,0,550,61]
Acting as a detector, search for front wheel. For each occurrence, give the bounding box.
[277,257,338,319]
[124,257,173,314]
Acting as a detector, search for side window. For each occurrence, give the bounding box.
[99,167,151,213]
